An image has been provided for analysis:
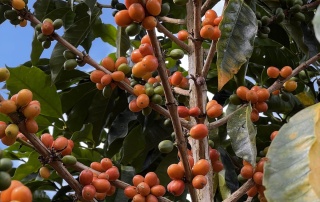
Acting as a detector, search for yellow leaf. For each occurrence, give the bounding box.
[308,104,320,199]
[295,91,315,106]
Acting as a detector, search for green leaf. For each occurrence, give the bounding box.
[43,7,72,23]
[31,31,44,66]
[313,7,320,43]
[0,5,11,25]
[25,181,58,192]
[219,147,239,193]
[264,103,320,202]
[265,93,304,115]
[0,113,11,123]
[33,0,55,22]
[60,82,96,113]
[121,125,146,164]
[34,115,52,131]
[227,105,257,167]
[12,151,42,181]
[32,190,51,202]
[93,20,117,47]
[50,5,101,84]
[66,89,97,132]
[282,20,309,58]
[81,30,95,53]
[108,108,137,145]
[116,26,130,58]
[6,66,63,118]
[217,0,258,90]
[84,0,97,16]
[218,168,232,200]
[70,124,95,145]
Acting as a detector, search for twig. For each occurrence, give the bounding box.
[268,53,320,93]
[246,196,253,202]
[158,16,186,25]
[147,28,198,202]
[202,40,217,77]
[156,22,192,53]
[173,87,190,96]
[19,11,194,129]
[96,3,112,8]
[201,0,221,16]
[222,179,256,202]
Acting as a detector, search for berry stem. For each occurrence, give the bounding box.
[16,137,34,149]
[156,21,192,53]
[158,16,186,25]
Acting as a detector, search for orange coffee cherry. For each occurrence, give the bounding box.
[267,66,279,78]
[190,124,208,140]
[280,66,292,78]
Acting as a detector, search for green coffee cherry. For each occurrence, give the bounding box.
[63,59,78,71]
[42,39,51,49]
[261,16,270,26]
[53,19,63,30]
[142,107,152,116]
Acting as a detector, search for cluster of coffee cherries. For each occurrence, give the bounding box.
[229,86,270,122]
[241,158,268,201]
[267,66,297,102]
[40,134,74,156]
[80,158,119,200]
[177,9,222,41]
[114,0,161,32]
[2,0,28,26]
[35,18,63,49]
[168,71,189,90]
[90,56,130,93]
[0,89,41,145]
[62,50,86,71]
[124,172,166,201]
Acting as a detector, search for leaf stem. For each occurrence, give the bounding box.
[16,137,35,149]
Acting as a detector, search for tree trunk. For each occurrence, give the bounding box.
[186,1,214,201]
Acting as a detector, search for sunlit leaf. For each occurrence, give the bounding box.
[313,7,320,43]
[12,151,42,181]
[6,66,63,118]
[264,103,320,202]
